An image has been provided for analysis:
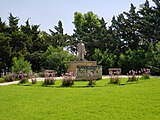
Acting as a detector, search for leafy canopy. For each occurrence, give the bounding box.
[11,57,32,74]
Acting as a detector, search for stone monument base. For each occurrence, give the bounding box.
[76,65,102,80]
[67,61,102,80]
[67,61,97,73]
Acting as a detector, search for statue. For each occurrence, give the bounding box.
[77,40,86,61]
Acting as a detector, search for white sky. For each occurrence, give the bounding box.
[0,0,154,35]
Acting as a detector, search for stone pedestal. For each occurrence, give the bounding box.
[67,61,97,73]
[76,65,102,80]
[67,61,102,80]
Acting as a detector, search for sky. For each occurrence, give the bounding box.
[0,0,154,35]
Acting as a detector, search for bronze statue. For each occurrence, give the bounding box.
[77,41,86,61]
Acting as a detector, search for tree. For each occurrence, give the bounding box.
[92,48,117,74]
[110,4,141,52]
[0,33,12,70]
[138,0,158,49]
[73,11,109,60]
[49,20,70,48]
[117,49,147,73]
[11,57,32,74]
[20,20,48,72]
[27,51,44,72]
[147,42,160,74]
[43,45,77,76]
[8,13,19,33]
[109,14,127,54]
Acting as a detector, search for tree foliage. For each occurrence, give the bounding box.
[43,45,77,76]
[73,11,109,60]
[0,15,70,73]
[11,57,32,74]
[0,0,160,75]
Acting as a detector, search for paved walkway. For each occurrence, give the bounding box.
[0,77,63,86]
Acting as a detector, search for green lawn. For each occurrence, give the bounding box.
[0,78,160,120]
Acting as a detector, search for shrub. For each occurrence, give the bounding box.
[31,78,37,84]
[17,72,29,84]
[29,73,38,84]
[43,70,56,85]
[127,70,139,83]
[141,68,150,79]
[4,73,16,82]
[43,77,55,85]
[62,78,74,87]
[19,78,28,84]
[108,69,121,84]
[88,79,96,86]
[62,72,75,87]
[141,73,150,79]
[109,76,120,84]
[0,78,5,83]
[127,75,138,82]
[87,74,96,86]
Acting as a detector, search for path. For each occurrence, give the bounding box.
[0,77,63,86]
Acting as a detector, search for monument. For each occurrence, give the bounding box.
[77,40,86,61]
[67,41,102,80]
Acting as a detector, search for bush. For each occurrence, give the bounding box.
[17,72,29,84]
[141,73,150,79]
[127,75,138,82]
[43,70,56,85]
[140,68,150,79]
[127,70,139,83]
[108,69,121,84]
[43,77,55,85]
[31,78,37,84]
[4,73,16,82]
[87,74,96,86]
[62,72,75,87]
[62,78,74,87]
[29,73,38,84]
[0,78,5,83]
[109,76,120,84]
[88,79,96,86]
[19,78,28,84]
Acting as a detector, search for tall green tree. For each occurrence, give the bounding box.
[8,13,19,33]
[110,4,141,52]
[123,4,141,50]
[147,42,160,74]
[20,20,48,72]
[49,20,69,48]
[138,0,158,49]
[73,11,109,60]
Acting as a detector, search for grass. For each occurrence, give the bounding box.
[0,78,160,120]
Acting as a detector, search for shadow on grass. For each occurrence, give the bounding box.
[18,82,127,88]
[119,83,126,86]
[41,84,98,88]
[17,79,145,88]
